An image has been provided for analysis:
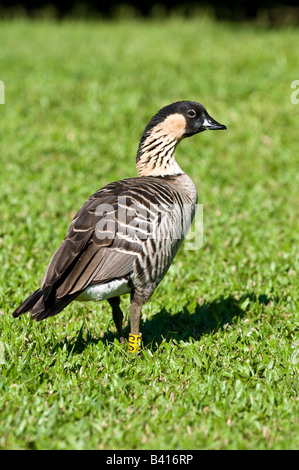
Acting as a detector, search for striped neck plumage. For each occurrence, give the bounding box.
[136,115,185,177]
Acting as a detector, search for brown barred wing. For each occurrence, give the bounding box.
[40,180,144,299]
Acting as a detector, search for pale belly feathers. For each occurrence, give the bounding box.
[77,278,131,302]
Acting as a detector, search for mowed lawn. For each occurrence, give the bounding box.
[0,18,298,450]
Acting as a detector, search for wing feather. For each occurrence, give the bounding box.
[39,176,181,302]
[40,180,144,298]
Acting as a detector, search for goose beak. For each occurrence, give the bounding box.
[201,113,227,131]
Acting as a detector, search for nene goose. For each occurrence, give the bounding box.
[13,101,226,352]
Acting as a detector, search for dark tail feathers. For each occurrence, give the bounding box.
[12,289,79,321]
[12,289,43,318]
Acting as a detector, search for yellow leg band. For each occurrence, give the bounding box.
[128,333,142,353]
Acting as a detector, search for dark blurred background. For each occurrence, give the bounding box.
[0,0,298,23]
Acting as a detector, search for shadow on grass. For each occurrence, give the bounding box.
[51,293,270,356]
[141,295,245,348]
[142,292,278,348]
[52,292,277,357]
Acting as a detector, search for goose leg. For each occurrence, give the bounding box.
[108,297,126,345]
[128,295,144,353]
[130,301,142,335]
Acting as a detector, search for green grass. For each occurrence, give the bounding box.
[0,17,298,450]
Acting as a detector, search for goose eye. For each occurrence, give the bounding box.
[187,109,196,118]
